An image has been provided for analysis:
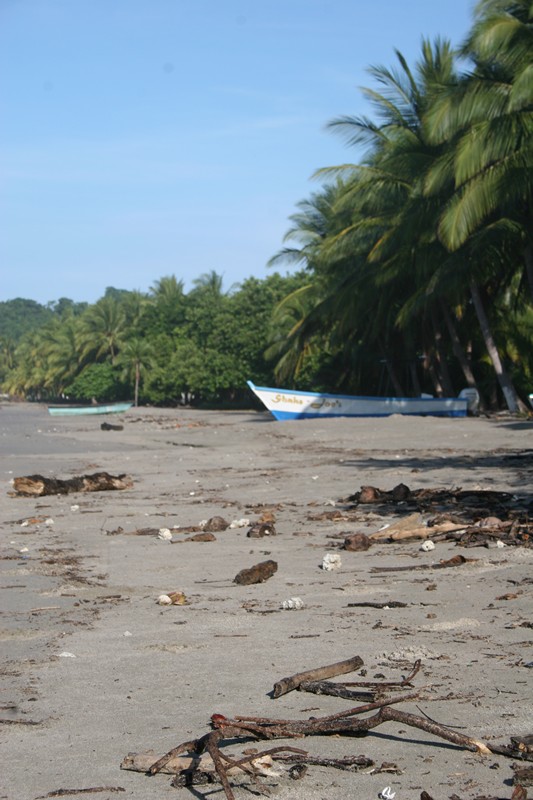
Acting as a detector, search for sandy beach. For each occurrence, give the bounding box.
[1,402,532,800]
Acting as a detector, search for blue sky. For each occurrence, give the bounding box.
[1,0,475,306]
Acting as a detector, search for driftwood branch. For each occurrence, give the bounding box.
[11,472,132,497]
[298,681,374,701]
[127,657,532,800]
[272,655,363,698]
[341,659,422,690]
[36,789,125,798]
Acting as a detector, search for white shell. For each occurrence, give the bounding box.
[158,528,173,540]
[229,518,250,528]
[157,594,172,605]
[281,597,304,610]
[420,540,435,551]
[321,552,342,571]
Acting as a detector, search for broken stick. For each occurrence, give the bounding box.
[298,681,374,702]
[272,655,364,698]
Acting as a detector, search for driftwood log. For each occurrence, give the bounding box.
[272,654,364,698]
[11,472,133,497]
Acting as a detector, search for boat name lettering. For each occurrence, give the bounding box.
[272,393,304,405]
[310,399,343,409]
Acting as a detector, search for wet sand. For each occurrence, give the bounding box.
[1,402,532,800]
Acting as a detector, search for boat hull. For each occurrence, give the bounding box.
[247,382,467,420]
[48,402,133,417]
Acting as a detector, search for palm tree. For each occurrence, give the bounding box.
[425,0,533,298]
[299,41,464,396]
[318,39,524,410]
[79,297,126,362]
[39,315,84,394]
[118,338,156,406]
[191,270,227,298]
[150,276,185,323]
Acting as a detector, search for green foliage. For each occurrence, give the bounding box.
[1,270,308,405]
[0,299,53,342]
[64,363,121,402]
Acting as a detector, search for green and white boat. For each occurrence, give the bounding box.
[48,402,133,417]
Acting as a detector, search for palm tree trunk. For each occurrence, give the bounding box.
[431,317,454,396]
[382,356,405,396]
[440,301,481,393]
[409,360,421,396]
[524,241,533,303]
[134,363,140,407]
[469,281,521,413]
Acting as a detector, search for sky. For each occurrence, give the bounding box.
[1,0,476,306]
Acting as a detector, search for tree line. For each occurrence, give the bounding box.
[0,273,306,406]
[1,0,532,411]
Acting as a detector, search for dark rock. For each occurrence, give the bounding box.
[344,533,372,551]
[233,560,278,585]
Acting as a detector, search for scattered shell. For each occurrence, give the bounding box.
[158,528,173,541]
[158,594,173,605]
[321,552,342,571]
[158,591,187,606]
[168,591,187,605]
[198,520,208,528]
[281,597,304,610]
[45,518,54,526]
[229,518,250,528]
[420,540,435,552]
[123,631,132,637]
[247,522,276,538]
[58,652,76,658]
[70,505,79,512]
[258,510,276,524]
[19,547,29,553]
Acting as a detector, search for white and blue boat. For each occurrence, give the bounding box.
[247,381,468,420]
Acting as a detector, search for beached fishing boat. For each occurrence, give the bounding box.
[48,402,133,417]
[247,381,468,420]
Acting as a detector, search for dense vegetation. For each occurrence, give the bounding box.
[1,0,532,411]
[0,273,306,406]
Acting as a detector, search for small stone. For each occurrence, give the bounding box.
[344,533,371,551]
[234,560,278,585]
[203,516,229,532]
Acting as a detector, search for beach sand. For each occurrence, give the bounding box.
[1,402,532,800]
